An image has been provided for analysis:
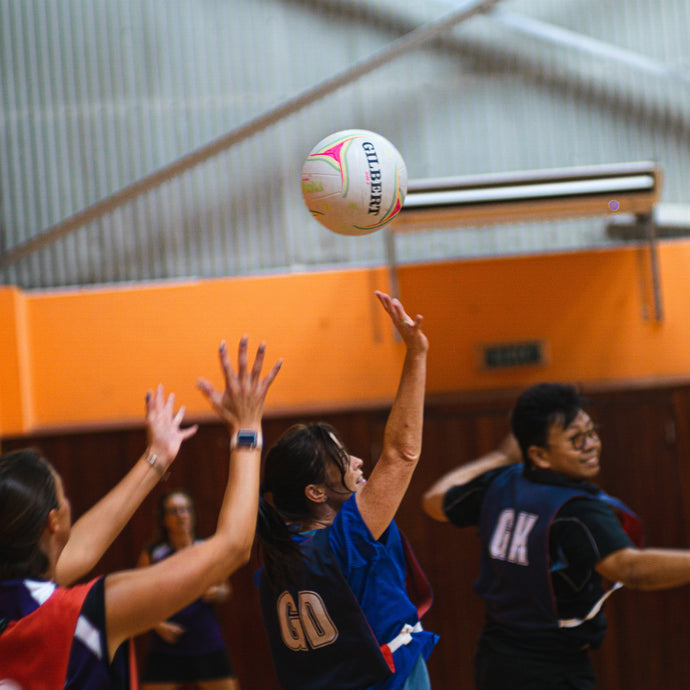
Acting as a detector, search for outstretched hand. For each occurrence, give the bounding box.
[196,336,282,432]
[375,291,428,354]
[145,384,198,467]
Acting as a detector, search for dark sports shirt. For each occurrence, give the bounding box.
[0,577,131,689]
[77,578,132,689]
[443,466,634,656]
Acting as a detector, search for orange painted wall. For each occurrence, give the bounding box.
[2,241,690,437]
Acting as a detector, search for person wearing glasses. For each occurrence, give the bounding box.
[138,490,240,690]
[421,381,690,689]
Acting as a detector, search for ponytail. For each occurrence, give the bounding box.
[257,495,306,592]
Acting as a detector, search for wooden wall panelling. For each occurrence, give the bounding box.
[4,384,690,689]
[586,387,690,689]
[403,397,515,689]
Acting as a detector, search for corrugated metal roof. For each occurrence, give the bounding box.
[1,0,688,289]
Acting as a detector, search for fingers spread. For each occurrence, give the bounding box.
[173,405,186,424]
[182,424,199,440]
[196,377,213,395]
[219,341,235,390]
[251,342,267,380]
[236,335,249,377]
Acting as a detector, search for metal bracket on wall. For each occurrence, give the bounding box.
[385,161,663,321]
[639,213,663,322]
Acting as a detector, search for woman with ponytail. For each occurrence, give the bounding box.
[256,291,438,690]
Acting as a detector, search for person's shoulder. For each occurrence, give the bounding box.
[333,494,365,533]
[335,494,393,546]
[330,495,390,570]
[558,494,617,517]
[555,494,631,535]
[552,494,634,556]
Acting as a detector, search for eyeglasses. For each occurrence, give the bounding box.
[568,425,600,451]
[165,505,192,516]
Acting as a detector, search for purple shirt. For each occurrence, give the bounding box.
[147,542,227,655]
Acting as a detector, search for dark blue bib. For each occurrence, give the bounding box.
[475,465,642,630]
[258,528,393,690]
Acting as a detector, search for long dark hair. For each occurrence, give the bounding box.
[257,423,350,591]
[0,449,59,580]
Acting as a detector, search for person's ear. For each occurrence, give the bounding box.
[528,445,551,470]
[305,483,327,504]
[46,508,60,534]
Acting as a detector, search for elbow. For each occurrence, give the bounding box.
[599,548,651,590]
[217,547,251,582]
[233,538,254,570]
[421,492,448,522]
[215,535,254,578]
[386,445,421,468]
[616,564,645,589]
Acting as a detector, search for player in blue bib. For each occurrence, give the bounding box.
[423,382,690,689]
[256,292,438,690]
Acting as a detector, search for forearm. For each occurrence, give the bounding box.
[598,547,690,590]
[148,447,259,598]
[105,447,261,658]
[381,349,427,466]
[213,445,263,567]
[422,449,516,521]
[56,452,164,585]
[430,450,515,496]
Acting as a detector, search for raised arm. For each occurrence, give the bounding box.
[55,385,198,585]
[421,435,521,522]
[104,337,281,660]
[355,291,428,540]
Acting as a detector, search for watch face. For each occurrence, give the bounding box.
[236,431,258,447]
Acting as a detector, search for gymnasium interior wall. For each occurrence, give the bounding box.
[2,240,690,437]
[3,360,690,689]
[2,231,690,690]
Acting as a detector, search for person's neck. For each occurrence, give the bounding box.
[301,516,333,531]
[169,532,194,550]
[40,534,59,583]
[301,503,339,532]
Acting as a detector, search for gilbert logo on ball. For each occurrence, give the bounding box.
[301,129,408,236]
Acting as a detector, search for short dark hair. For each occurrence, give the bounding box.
[510,383,586,471]
[0,448,59,579]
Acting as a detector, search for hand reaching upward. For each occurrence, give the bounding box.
[197,336,282,432]
[375,290,428,355]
